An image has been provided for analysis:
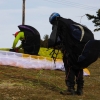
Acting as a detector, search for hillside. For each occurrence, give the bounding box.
[0,58,100,100]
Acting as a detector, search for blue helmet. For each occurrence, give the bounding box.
[49,12,60,24]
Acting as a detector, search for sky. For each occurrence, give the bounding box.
[0,0,100,48]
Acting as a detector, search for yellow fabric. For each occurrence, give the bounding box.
[22,54,53,61]
[83,68,90,75]
[12,32,24,49]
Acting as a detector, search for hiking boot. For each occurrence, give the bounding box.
[60,88,75,95]
[76,88,83,95]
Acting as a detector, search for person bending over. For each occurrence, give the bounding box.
[11,25,40,55]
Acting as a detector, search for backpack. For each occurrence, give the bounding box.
[18,25,40,55]
[70,24,94,43]
[77,40,100,68]
[70,24,100,68]
[48,19,100,69]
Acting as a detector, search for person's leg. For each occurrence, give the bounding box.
[65,66,76,95]
[75,69,84,95]
[60,57,76,95]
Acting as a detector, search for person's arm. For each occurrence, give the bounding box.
[12,32,24,49]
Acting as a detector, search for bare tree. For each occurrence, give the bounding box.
[22,0,26,25]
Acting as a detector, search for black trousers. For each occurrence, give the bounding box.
[63,57,84,89]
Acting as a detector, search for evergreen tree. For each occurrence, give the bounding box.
[86,9,100,32]
[43,34,49,48]
[40,34,49,48]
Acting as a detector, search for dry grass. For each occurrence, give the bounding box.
[0,58,100,100]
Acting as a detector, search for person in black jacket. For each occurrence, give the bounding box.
[48,12,94,95]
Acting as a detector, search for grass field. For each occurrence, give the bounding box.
[0,48,100,100]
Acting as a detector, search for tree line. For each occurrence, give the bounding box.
[40,34,49,48]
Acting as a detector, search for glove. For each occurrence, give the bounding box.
[9,48,19,52]
[9,49,15,52]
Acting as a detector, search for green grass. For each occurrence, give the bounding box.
[0,59,100,100]
[0,48,100,99]
[39,47,62,59]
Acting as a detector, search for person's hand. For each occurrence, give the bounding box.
[9,48,19,52]
[9,48,15,52]
[14,48,19,52]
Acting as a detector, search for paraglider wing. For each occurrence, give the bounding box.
[0,50,90,76]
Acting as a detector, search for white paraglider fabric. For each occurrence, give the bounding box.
[0,50,90,76]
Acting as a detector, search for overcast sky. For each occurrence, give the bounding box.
[0,0,100,48]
